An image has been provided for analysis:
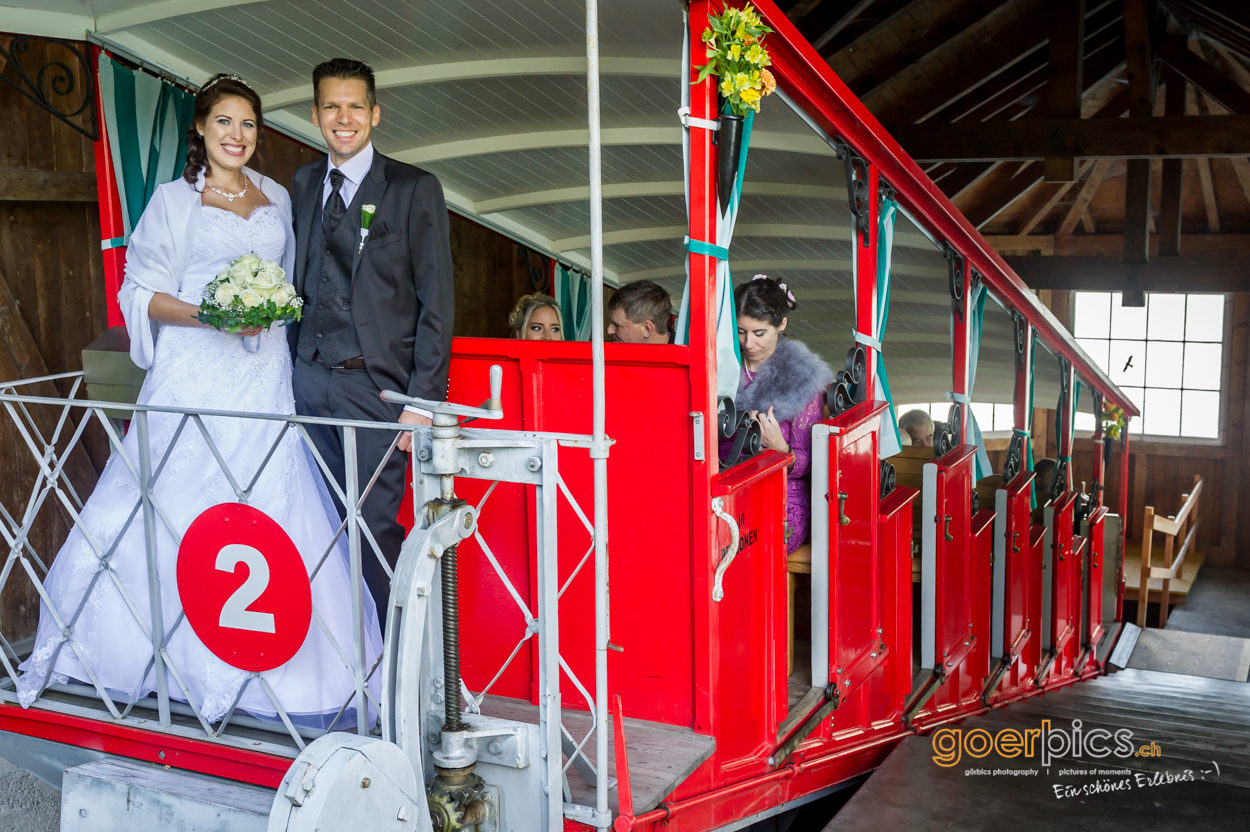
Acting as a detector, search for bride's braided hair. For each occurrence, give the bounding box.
[182,74,264,185]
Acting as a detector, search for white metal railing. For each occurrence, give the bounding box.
[0,370,611,828]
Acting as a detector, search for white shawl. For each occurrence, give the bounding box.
[117,167,297,369]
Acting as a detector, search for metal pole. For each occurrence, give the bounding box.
[585,0,611,826]
[344,426,367,735]
[135,412,170,728]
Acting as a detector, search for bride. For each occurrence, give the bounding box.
[17,74,382,729]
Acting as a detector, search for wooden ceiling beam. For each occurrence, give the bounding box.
[890,112,1250,160]
[1157,34,1250,115]
[1047,0,1087,182]
[864,0,1051,128]
[1157,71,1186,255]
[1005,256,1250,291]
[1018,160,1094,235]
[806,0,881,53]
[1121,0,1157,268]
[1056,158,1113,236]
[828,0,1003,97]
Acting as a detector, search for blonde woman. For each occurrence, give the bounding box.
[509,293,564,340]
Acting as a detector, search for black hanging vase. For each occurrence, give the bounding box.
[717,112,745,214]
[1103,434,1114,468]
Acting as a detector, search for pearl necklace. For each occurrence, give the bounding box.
[208,176,249,202]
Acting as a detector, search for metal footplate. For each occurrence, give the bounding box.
[769,639,889,766]
[1035,622,1075,686]
[904,630,976,726]
[981,626,1032,705]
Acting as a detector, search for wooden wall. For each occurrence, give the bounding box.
[0,38,109,644]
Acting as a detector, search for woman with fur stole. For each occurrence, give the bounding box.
[727,276,833,554]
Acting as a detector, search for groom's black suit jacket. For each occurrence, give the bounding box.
[289,151,454,403]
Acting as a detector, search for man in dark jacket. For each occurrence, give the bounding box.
[289,57,454,612]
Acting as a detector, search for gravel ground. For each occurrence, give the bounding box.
[0,758,58,832]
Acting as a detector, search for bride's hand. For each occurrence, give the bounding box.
[238,325,263,337]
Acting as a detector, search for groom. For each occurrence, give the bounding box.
[290,58,454,613]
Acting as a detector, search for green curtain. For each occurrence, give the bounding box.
[555,265,593,341]
[963,278,992,480]
[98,54,196,239]
[1028,331,1037,508]
[675,105,752,401]
[875,196,902,456]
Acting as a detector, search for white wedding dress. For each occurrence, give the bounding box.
[18,203,383,729]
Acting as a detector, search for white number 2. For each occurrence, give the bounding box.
[215,544,276,633]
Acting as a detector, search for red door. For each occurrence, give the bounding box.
[1041,492,1079,688]
[909,444,990,726]
[985,471,1037,704]
[1080,506,1109,675]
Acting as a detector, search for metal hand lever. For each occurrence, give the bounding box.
[838,492,850,526]
[944,515,953,542]
[1012,531,1020,553]
[381,363,505,421]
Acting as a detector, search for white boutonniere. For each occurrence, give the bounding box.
[359,204,376,252]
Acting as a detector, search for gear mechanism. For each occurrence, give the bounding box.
[427,763,488,831]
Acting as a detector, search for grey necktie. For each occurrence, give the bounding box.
[325,169,346,234]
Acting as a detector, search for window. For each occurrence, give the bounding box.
[896,402,1016,431]
[1073,292,1225,439]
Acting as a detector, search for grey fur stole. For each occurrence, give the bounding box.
[734,336,834,423]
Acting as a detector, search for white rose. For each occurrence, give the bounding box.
[214,282,240,306]
[273,283,297,305]
[228,261,255,283]
[254,260,285,287]
[239,289,265,308]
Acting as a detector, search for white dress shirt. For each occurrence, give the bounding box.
[322,142,374,210]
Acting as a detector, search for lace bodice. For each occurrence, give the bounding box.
[181,205,286,302]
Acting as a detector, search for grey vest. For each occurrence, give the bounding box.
[296,197,363,366]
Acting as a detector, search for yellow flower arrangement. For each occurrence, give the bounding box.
[695,3,776,116]
[1101,401,1128,440]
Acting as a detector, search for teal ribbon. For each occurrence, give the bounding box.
[683,236,730,260]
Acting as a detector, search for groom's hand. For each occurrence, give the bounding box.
[397,410,432,452]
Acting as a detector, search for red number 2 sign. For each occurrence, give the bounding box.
[177,503,313,672]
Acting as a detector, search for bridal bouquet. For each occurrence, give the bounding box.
[198,254,302,351]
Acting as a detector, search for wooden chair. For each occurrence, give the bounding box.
[786,544,812,677]
[1137,474,1202,628]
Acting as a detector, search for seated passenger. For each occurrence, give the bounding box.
[1034,458,1056,497]
[898,428,912,446]
[899,409,934,447]
[728,275,833,555]
[509,293,563,340]
[607,279,672,343]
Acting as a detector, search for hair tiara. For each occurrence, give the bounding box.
[201,74,253,93]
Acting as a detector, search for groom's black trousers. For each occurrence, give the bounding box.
[293,355,408,618]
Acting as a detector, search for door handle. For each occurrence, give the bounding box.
[943,515,953,542]
[1012,531,1021,553]
[838,491,850,526]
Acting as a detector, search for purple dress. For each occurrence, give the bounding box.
[719,337,833,555]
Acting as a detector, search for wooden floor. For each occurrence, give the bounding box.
[826,668,1250,831]
[477,694,715,815]
[1123,543,1205,604]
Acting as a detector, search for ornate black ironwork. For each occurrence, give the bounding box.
[946,246,965,323]
[934,401,962,457]
[880,459,896,500]
[718,396,761,467]
[840,143,871,245]
[1012,309,1029,369]
[827,343,867,417]
[518,245,550,293]
[1002,431,1025,482]
[0,37,97,140]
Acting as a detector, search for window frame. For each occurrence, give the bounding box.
[1071,291,1232,445]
